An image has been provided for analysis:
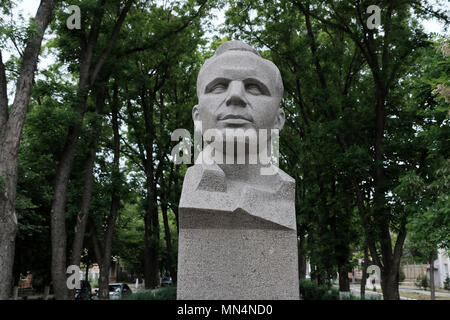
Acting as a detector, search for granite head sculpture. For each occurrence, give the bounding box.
[192,40,285,165]
[177,44,299,301]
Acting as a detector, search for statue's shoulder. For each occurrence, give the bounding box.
[270,166,295,202]
[275,166,295,184]
[183,164,226,193]
[261,164,295,186]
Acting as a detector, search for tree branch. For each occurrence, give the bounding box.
[88,217,103,264]
[0,51,8,130]
[90,0,134,86]
[4,0,56,156]
[9,36,24,58]
[120,136,146,172]
[79,0,106,88]
[119,0,208,57]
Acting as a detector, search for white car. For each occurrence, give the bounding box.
[108,283,132,300]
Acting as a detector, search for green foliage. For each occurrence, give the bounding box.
[5,0,449,300]
[394,38,450,266]
[123,286,177,300]
[415,274,429,290]
[90,281,98,289]
[299,279,339,300]
[339,293,381,300]
[399,269,406,283]
[444,276,450,291]
[115,201,146,276]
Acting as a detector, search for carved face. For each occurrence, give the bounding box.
[193,51,285,137]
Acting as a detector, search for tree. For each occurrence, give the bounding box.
[89,79,125,299]
[224,0,364,291]
[48,0,134,299]
[223,0,449,299]
[0,0,55,299]
[5,0,447,302]
[393,38,450,300]
[115,0,210,288]
[395,165,449,300]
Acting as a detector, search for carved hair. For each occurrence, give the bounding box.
[213,40,261,57]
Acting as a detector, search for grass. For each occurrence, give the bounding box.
[123,285,176,300]
[373,288,450,300]
[398,291,450,300]
[340,293,381,300]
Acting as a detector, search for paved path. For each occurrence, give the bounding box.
[348,284,385,300]
[398,286,450,298]
[348,284,415,300]
[348,284,450,300]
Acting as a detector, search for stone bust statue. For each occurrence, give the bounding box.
[191,40,288,183]
[177,40,299,300]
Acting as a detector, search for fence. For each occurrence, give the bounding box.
[345,263,427,283]
[401,263,427,282]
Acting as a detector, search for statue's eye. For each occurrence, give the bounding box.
[210,83,228,94]
[245,84,262,95]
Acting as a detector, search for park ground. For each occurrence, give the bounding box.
[346,283,450,300]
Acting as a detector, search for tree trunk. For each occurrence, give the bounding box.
[49,50,95,302]
[98,262,110,300]
[143,226,152,290]
[161,200,175,279]
[360,246,369,299]
[49,48,96,303]
[98,82,122,300]
[141,86,161,289]
[380,268,400,300]
[85,263,89,282]
[50,1,132,299]
[429,254,435,300]
[69,89,105,299]
[338,265,350,292]
[143,184,160,289]
[70,144,97,267]
[0,179,17,299]
[160,161,177,282]
[70,132,101,268]
[0,0,55,300]
[88,217,102,264]
[298,234,307,279]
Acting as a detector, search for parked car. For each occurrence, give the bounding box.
[108,283,132,300]
[75,280,92,300]
[161,276,173,287]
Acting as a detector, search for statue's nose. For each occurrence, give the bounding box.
[226,81,247,107]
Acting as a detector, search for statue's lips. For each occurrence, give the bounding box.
[218,114,253,125]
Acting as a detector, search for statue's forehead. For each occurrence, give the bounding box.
[199,52,277,86]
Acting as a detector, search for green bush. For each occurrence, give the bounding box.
[339,293,381,300]
[415,274,429,290]
[444,276,450,291]
[339,293,358,300]
[123,285,176,300]
[398,269,406,283]
[299,279,339,300]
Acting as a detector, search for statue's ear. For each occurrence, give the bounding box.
[192,105,199,122]
[275,108,285,131]
[192,105,203,133]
